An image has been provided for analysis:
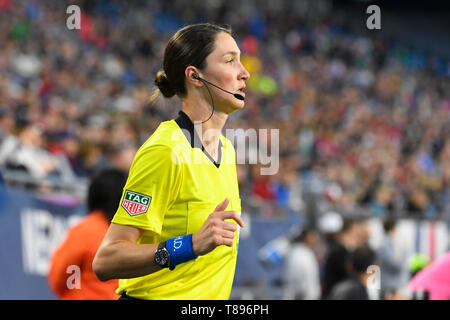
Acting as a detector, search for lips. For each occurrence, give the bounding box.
[237,86,246,96]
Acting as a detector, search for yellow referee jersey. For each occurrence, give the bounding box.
[111,110,241,300]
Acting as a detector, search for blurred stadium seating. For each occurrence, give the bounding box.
[0,0,449,299]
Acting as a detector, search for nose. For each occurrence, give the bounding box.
[239,62,250,81]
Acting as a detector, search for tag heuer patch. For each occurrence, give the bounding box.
[121,190,151,216]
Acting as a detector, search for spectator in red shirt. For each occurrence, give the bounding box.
[48,168,127,299]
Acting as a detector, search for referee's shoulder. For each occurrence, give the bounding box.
[136,121,186,159]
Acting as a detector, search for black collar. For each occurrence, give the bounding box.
[175,110,222,168]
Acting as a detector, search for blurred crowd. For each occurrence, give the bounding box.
[281,214,450,300]
[0,0,449,222]
[1,0,449,301]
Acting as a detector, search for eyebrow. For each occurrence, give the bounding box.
[222,51,240,57]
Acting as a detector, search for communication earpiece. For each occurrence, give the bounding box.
[188,71,245,123]
[190,73,244,101]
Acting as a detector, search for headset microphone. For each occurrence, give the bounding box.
[192,73,245,101]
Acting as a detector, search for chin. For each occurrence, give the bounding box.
[219,98,245,115]
[231,99,245,111]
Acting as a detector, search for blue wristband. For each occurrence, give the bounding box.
[166,234,197,269]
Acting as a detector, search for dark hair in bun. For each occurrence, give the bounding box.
[154,70,176,98]
[149,23,231,103]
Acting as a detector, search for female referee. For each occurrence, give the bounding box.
[93,23,250,300]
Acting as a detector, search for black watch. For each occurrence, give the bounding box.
[154,242,175,270]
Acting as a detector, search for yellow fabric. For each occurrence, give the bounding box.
[111,118,241,299]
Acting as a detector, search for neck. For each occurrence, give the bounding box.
[181,96,227,151]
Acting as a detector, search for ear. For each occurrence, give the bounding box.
[185,66,202,86]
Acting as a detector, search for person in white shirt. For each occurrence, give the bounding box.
[283,227,321,300]
[0,124,60,179]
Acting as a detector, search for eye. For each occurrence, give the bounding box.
[226,58,235,64]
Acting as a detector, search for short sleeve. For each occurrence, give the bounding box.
[111,144,182,235]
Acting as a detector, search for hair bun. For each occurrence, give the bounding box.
[154,70,176,98]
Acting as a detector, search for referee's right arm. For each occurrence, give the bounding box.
[93,198,244,281]
[93,223,161,281]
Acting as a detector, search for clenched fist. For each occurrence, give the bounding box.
[192,198,244,256]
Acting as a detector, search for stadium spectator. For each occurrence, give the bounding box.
[327,244,378,300]
[321,216,370,298]
[48,168,127,299]
[0,123,62,179]
[283,227,321,300]
[377,217,408,297]
[105,142,138,172]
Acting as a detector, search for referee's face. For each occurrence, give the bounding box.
[202,32,250,113]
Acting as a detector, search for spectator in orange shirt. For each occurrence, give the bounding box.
[48,168,127,300]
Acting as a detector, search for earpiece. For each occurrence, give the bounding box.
[190,71,245,123]
[191,73,245,101]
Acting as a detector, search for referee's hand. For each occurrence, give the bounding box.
[192,198,244,256]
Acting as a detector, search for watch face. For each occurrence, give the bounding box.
[155,249,169,266]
